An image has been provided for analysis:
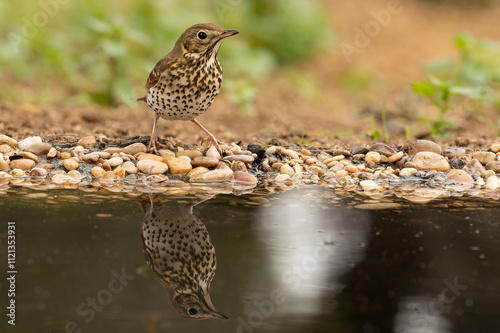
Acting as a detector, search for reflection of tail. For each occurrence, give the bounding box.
[137,96,147,102]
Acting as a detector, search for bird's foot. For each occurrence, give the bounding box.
[204,134,226,154]
[148,136,173,154]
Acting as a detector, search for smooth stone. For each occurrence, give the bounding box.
[473,151,496,165]
[63,159,79,171]
[26,142,52,156]
[345,165,358,173]
[166,157,192,175]
[360,180,380,190]
[275,174,291,182]
[388,151,404,163]
[0,135,17,147]
[158,149,175,157]
[17,136,42,150]
[122,161,138,174]
[77,135,96,148]
[187,167,210,179]
[0,144,12,153]
[30,168,47,178]
[137,160,168,174]
[400,168,418,177]
[365,151,381,163]
[83,153,99,164]
[176,150,203,159]
[282,149,299,159]
[137,153,163,162]
[102,171,116,180]
[47,147,58,159]
[266,146,278,154]
[463,159,485,176]
[403,140,442,155]
[0,154,10,171]
[334,149,351,157]
[485,161,500,173]
[104,147,122,154]
[443,147,466,158]
[67,170,83,183]
[492,144,500,153]
[60,152,71,159]
[192,156,219,168]
[121,143,147,155]
[450,159,466,169]
[352,146,369,155]
[206,146,221,159]
[190,168,233,182]
[11,169,25,177]
[222,155,255,163]
[368,143,397,157]
[113,167,125,179]
[10,159,35,170]
[232,171,258,183]
[107,157,124,167]
[413,152,450,171]
[280,164,294,176]
[446,169,474,184]
[231,161,248,173]
[91,166,106,177]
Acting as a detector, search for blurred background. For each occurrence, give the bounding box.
[1,0,500,144]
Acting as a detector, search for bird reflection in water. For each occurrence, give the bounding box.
[137,194,227,320]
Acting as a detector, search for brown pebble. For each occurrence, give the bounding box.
[63,159,79,171]
[91,166,106,177]
[345,165,358,173]
[77,136,96,148]
[165,157,192,175]
[30,168,47,178]
[446,169,474,184]
[232,171,258,183]
[473,151,496,165]
[413,152,450,171]
[192,156,219,168]
[11,159,35,170]
[485,161,500,173]
[403,139,442,156]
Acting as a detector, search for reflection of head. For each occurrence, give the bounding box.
[138,194,227,320]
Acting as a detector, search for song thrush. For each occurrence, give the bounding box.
[138,23,239,153]
[138,194,227,320]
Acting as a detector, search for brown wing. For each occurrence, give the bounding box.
[145,56,172,89]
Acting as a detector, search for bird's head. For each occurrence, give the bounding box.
[176,23,238,57]
[171,291,228,320]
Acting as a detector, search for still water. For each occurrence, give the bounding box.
[1,187,500,333]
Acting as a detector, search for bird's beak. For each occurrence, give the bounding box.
[216,29,239,40]
[207,309,229,320]
[204,293,229,320]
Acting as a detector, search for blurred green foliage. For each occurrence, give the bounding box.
[0,0,330,110]
[411,32,500,137]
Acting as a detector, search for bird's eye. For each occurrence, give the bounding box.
[197,31,207,40]
[188,308,198,316]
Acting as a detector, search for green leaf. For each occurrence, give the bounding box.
[411,81,434,97]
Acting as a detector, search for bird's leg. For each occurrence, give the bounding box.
[148,115,172,154]
[191,119,225,152]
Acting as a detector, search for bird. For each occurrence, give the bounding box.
[138,23,239,153]
[137,194,227,320]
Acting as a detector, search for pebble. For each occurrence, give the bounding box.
[443,147,466,158]
[485,161,500,173]
[187,167,210,179]
[369,143,397,157]
[0,154,9,171]
[492,144,500,153]
[0,135,17,147]
[450,159,466,169]
[232,171,258,183]
[400,168,418,177]
[11,159,36,170]
[107,157,124,167]
[60,152,71,159]
[473,151,496,165]
[266,146,278,154]
[282,149,299,160]
[77,136,96,148]
[365,151,381,163]
[413,152,450,171]
[192,156,219,168]
[63,159,79,171]
[206,146,221,159]
[387,152,403,163]
[67,170,83,183]
[464,159,485,176]
[122,161,138,174]
[0,144,12,153]
[26,142,52,156]
[137,153,163,162]
[121,143,147,155]
[222,155,255,163]
[446,169,474,184]
[91,166,106,177]
[352,146,369,155]
[137,160,168,175]
[231,161,248,173]
[360,180,380,191]
[403,140,442,155]
[47,147,58,159]
[17,136,42,150]
[11,169,25,177]
[280,164,294,176]
[165,157,192,175]
[30,168,47,178]
[113,167,125,179]
[190,168,233,182]
[102,171,116,180]
[275,174,291,182]
[176,149,203,159]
